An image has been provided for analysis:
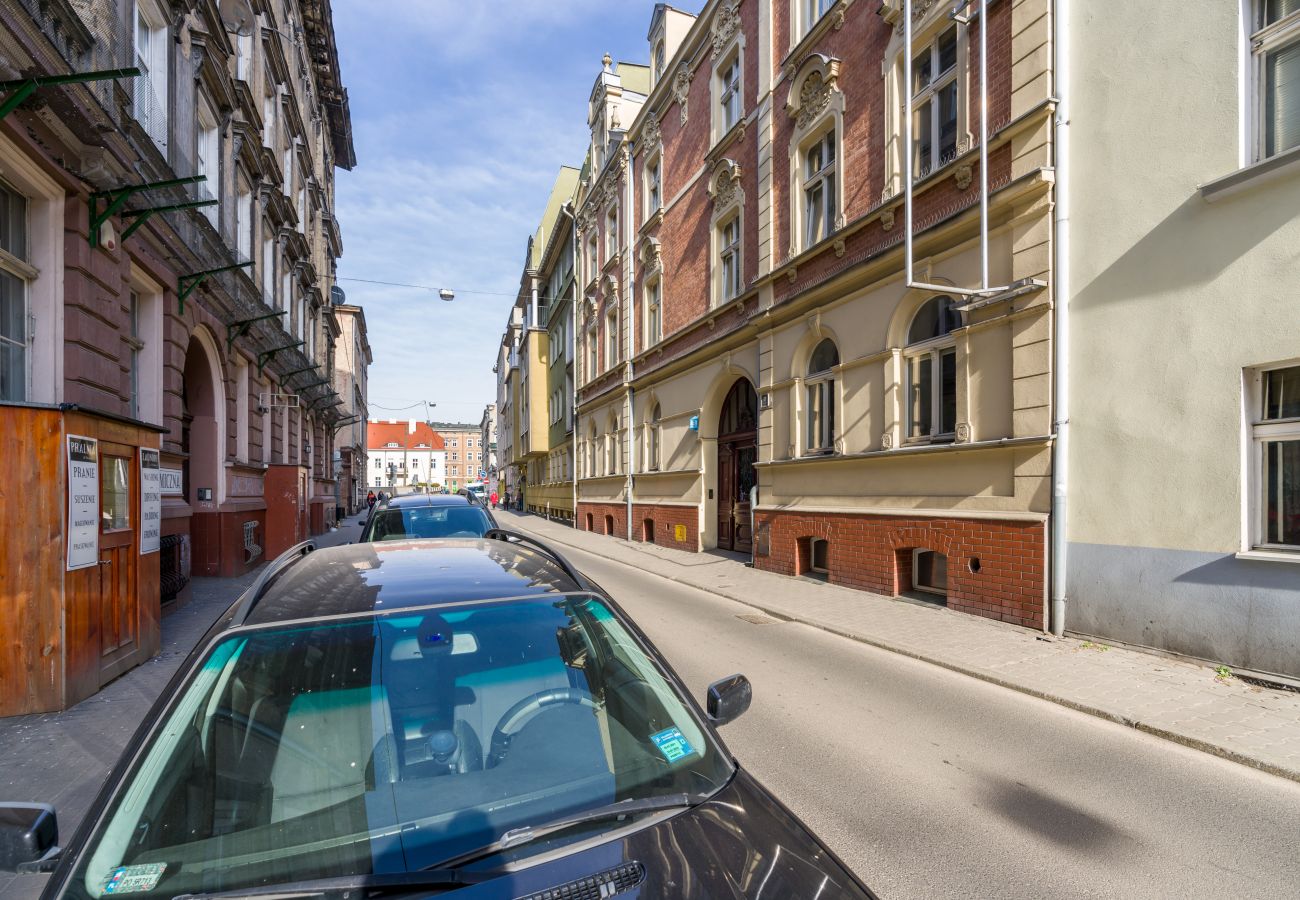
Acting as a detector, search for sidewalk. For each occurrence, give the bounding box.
[493,509,1300,783]
[0,516,364,900]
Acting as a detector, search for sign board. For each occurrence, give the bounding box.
[139,449,161,555]
[159,468,184,496]
[674,524,687,543]
[689,415,699,432]
[66,434,99,571]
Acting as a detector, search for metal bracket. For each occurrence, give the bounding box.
[177,261,253,315]
[0,68,139,120]
[121,199,218,242]
[281,365,319,379]
[90,176,205,248]
[257,341,304,376]
[330,416,361,434]
[225,310,287,353]
[297,379,331,394]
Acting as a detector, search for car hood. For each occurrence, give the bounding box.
[448,767,876,899]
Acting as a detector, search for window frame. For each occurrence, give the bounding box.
[802,127,837,249]
[647,402,662,472]
[605,305,619,370]
[1250,2,1300,162]
[0,181,33,403]
[196,97,221,225]
[605,207,618,261]
[910,25,961,179]
[644,275,662,350]
[133,0,170,149]
[804,339,840,455]
[903,297,960,444]
[719,55,742,133]
[645,153,663,221]
[719,214,742,303]
[1247,361,1300,552]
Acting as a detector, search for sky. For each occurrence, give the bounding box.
[330,0,695,425]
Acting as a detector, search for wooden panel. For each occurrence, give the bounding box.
[0,407,66,715]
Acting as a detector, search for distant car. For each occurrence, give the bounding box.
[360,493,497,542]
[0,534,877,899]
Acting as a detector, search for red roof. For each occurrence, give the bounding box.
[367,420,446,451]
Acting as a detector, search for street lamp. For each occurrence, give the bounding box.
[439,288,455,302]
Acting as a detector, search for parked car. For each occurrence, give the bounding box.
[360,492,497,542]
[0,533,877,899]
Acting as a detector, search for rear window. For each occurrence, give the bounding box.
[364,505,491,541]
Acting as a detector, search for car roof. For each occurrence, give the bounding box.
[380,493,475,509]
[241,539,583,626]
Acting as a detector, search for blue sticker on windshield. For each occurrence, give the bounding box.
[650,726,692,762]
[103,863,166,894]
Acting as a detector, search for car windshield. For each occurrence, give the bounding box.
[363,505,491,541]
[68,596,732,898]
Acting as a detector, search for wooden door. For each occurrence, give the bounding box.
[732,444,756,554]
[98,447,140,683]
[717,444,736,550]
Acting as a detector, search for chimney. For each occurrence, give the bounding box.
[409,419,417,434]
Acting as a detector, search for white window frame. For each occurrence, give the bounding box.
[717,52,742,138]
[133,0,170,149]
[645,153,663,220]
[805,340,839,454]
[802,127,837,248]
[196,98,220,225]
[606,306,619,369]
[1246,361,1300,552]
[1250,2,1300,162]
[904,296,960,444]
[910,24,961,179]
[644,276,662,350]
[719,215,742,302]
[235,356,250,462]
[605,207,618,261]
[652,39,667,85]
[0,182,34,404]
[647,402,662,472]
[127,267,163,424]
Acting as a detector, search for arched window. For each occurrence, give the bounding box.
[648,403,662,471]
[806,338,839,453]
[905,296,959,441]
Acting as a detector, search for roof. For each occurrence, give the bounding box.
[367,421,446,451]
[242,540,582,625]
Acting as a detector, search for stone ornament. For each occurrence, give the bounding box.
[711,0,742,59]
[833,238,846,259]
[882,432,894,449]
[881,208,895,231]
[709,159,743,211]
[798,72,832,130]
[954,164,973,191]
[642,111,661,152]
[956,423,971,443]
[673,63,693,125]
[786,56,840,131]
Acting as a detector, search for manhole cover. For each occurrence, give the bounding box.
[736,613,781,625]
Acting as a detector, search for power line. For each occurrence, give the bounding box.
[338,276,516,297]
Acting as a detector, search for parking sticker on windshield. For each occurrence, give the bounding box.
[650,726,693,762]
[103,863,166,894]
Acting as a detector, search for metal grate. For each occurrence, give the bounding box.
[515,861,645,900]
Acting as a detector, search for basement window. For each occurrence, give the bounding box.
[914,549,948,596]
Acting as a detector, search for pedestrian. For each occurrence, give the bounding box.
[366,490,376,511]
[490,490,499,510]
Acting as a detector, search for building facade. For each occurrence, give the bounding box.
[479,402,497,490]
[434,423,483,492]
[567,0,1055,629]
[1064,0,1300,680]
[367,419,445,490]
[0,0,354,714]
[332,298,371,513]
[493,307,521,502]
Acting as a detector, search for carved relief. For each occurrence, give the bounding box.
[673,63,693,125]
[709,159,744,212]
[881,207,895,231]
[833,238,846,259]
[881,432,894,449]
[956,422,971,443]
[787,267,798,284]
[797,72,832,130]
[642,111,661,152]
[711,0,742,58]
[640,237,662,273]
[954,164,973,191]
[786,56,840,131]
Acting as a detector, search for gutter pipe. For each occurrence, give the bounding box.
[1049,0,1070,637]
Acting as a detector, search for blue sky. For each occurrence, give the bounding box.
[331,1,693,423]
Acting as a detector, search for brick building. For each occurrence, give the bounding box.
[434,422,484,493]
[570,0,1055,628]
[0,0,355,713]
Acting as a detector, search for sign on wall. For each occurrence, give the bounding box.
[140,449,161,555]
[159,467,183,496]
[66,434,99,571]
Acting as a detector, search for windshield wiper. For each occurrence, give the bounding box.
[171,872,471,900]
[424,793,694,874]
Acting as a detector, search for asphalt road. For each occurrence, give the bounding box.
[508,523,1300,900]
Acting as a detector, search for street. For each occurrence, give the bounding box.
[502,518,1300,900]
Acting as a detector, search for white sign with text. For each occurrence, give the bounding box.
[140,449,161,555]
[66,434,99,571]
[159,467,184,496]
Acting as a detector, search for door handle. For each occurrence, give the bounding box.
[98,559,112,566]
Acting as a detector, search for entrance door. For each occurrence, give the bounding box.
[98,447,140,683]
[716,378,758,553]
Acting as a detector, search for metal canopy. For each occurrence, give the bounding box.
[89,176,206,248]
[0,68,140,120]
[225,311,287,353]
[281,365,319,379]
[178,262,254,315]
[122,199,218,242]
[258,341,305,376]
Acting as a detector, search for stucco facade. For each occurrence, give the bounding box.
[1065,0,1300,679]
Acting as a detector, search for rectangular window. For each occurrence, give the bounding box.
[806,377,836,452]
[908,347,957,440]
[911,26,959,177]
[804,0,834,34]
[1254,1,1300,159]
[914,549,948,596]
[236,181,252,259]
[1252,363,1300,549]
[196,102,220,224]
[606,308,619,367]
[605,208,618,259]
[127,292,141,419]
[133,1,169,149]
[101,455,131,532]
[0,183,31,402]
[803,129,837,247]
[587,235,598,280]
[588,332,598,382]
[720,216,741,301]
[236,358,249,462]
[262,233,275,306]
[720,57,741,131]
[646,157,662,217]
[646,278,662,348]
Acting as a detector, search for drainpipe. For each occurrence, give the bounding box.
[569,203,580,527]
[1050,0,1071,637]
[624,145,635,543]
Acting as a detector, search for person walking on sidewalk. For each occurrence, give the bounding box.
[366,490,376,511]
[490,490,499,510]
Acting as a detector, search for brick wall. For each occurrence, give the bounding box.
[756,510,1045,628]
[631,503,699,551]
[577,501,628,538]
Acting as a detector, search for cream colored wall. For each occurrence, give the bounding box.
[1069,0,1300,553]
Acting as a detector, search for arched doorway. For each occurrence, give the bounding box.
[716,377,758,552]
[182,331,225,575]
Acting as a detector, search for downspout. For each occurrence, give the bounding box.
[569,204,580,526]
[1050,0,1071,637]
[624,144,636,542]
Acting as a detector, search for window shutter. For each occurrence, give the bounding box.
[1267,39,1300,156]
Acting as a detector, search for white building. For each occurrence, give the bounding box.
[366,419,447,491]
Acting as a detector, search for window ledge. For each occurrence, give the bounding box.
[1235,549,1300,564]
[1200,144,1300,202]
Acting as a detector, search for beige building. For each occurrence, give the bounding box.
[571,0,1057,629]
[1063,0,1300,680]
[332,298,372,512]
[435,423,483,492]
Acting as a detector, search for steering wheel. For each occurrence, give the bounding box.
[486,688,597,767]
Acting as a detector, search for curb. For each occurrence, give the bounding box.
[515,519,1300,785]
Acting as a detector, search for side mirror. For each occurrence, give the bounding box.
[706,674,752,726]
[0,802,59,873]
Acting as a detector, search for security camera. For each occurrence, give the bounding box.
[256,404,269,414]
[99,221,118,252]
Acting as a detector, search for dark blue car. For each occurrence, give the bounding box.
[0,533,876,899]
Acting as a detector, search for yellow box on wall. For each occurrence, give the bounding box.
[674,524,687,542]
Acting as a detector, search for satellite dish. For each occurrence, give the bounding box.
[219,0,256,37]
